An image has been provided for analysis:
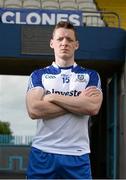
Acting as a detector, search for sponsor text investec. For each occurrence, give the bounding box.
[1,9,82,26]
[46,89,81,96]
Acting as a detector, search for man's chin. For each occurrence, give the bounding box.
[59,54,71,59]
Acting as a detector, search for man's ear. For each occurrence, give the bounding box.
[75,41,79,50]
[50,39,53,49]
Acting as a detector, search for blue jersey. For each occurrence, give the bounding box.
[27,62,101,156]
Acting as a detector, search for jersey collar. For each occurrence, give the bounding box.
[52,62,77,70]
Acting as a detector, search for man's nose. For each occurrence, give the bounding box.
[61,38,68,45]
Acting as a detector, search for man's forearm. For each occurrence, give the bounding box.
[44,87,103,116]
[48,95,85,115]
[27,99,67,120]
[41,101,67,120]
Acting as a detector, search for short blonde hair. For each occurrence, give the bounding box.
[52,21,77,40]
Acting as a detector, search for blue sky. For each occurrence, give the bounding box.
[0,75,36,136]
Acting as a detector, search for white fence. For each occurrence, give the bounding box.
[0,135,33,145]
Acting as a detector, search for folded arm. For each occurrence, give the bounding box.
[44,86,103,116]
[26,88,67,120]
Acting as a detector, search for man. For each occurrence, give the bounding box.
[26,21,103,179]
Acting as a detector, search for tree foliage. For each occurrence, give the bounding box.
[0,120,12,135]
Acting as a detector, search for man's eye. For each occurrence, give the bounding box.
[56,37,74,42]
[67,38,73,42]
[57,38,63,41]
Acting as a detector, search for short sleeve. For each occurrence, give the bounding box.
[86,70,102,90]
[27,70,43,92]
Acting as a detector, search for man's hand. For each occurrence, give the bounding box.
[81,86,102,97]
[43,94,55,102]
[42,86,102,116]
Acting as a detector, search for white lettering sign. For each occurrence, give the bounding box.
[0,9,83,26]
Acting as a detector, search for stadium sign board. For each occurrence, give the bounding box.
[0,8,83,26]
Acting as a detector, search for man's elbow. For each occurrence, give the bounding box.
[81,105,101,116]
[89,107,100,116]
[28,110,37,120]
[90,97,103,116]
[89,103,102,116]
[27,107,39,120]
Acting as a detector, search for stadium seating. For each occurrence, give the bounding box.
[0,0,105,27]
[0,0,4,7]
[42,1,59,9]
[83,12,105,26]
[78,2,96,11]
[77,0,94,3]
[59,1,78,10]
[59,0,76,3]
[40,0,58,2]
[23,0,41,9]
[4,0,22,8]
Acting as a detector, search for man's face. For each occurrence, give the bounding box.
[50,28,79,60]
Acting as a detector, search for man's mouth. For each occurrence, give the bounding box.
[61,49,68,52]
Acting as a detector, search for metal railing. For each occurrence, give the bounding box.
[0,135,33,145]
[82,10,120,28]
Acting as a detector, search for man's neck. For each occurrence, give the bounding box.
[55,57,75,67]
